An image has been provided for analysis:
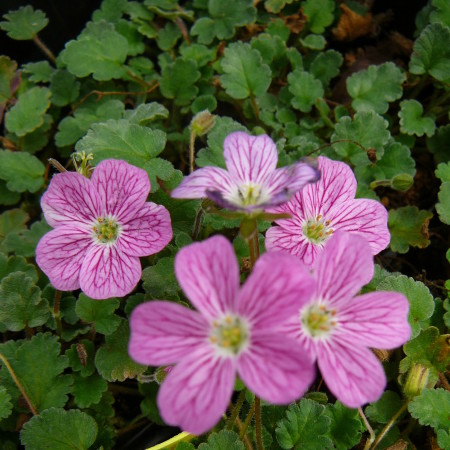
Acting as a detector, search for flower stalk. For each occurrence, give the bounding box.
[226,389,247,430]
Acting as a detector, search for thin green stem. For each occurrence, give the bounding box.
[189,130,196,173]
[239,401,255,440]
[371,402,409,450]
[0,351,37,415]
[249,93,260,120]
[53,290,62,335]
[247,222,259,269]
[33,35,56,63]
[254,397,264,450]
[226,389,247,430]
[360,407,375,450]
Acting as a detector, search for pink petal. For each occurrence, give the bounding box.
[327,199,390,255]
[223,132,278,184]
[35,226,92,291]
[314,232,374,308]
[237,334,315,404]
[175,236,240,321]
[79,244,141,299]
[129,301,209,366]
[158,346,235,435]
[171,167,235,199]
[338,292,411,349]
[237,252,315,328]
[41,172,101,228]
[317,339,386,408]
[90,159,150,223]
[118,202,173,257]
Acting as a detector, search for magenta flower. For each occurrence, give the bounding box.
[284,231,410,407]
[265,156,390,267]
[128,235,316,435]
[171,131,319,212]
[36,159,173,300]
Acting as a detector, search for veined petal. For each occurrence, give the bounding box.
[223,132,278,184]
[338,292,410,349]
[175,236,240,321]
[327,199,390,255]
[118,202,173,257]
[36,226,92,291]
[237,252,315,328]
[158,346,235,435]
[129,301,209,366]
[314,232,374,308]
[317,340,386,408]
[79,244,141,299]
[237,334,315,404]
[171,167,235,199]
[90,159,150,223]
[41,172,101,228]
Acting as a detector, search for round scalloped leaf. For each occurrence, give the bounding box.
[430,0,450,27]
[5,86,51,137]
[427,124,450,164]
[22,61,54,83]
[409,388,450,431]
[399,100,436,137]
[300,34,326,50]
[347,62,405,114]
[365,391,403,424]
[221,42,272,100]
[49,69,80,107]
[0,386,13,420]
[20,407,98,450]
[301,0,335,34]
[310,50,343,86]
[61,21,128,81]
[409,23,450,83]
[288,69,324,113]
[0,56,17,103]
[72,373,108,408]
[0,253,37,282]
[198,430,244,450]
[325,401,362,450]
[435,163,450,224]
[0,6,48,40]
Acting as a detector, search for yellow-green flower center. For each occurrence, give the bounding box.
[92,217,120,244]
[209,315,249,355]
[300,303,337,339]
[303,215,333,244]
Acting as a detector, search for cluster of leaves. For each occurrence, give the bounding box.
[0,0,448,449]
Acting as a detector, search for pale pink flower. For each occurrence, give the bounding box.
[284,231,410,407]
[128,235,316,435]
[171,131,319,212]
[265,156,390,267]
[36,159,172,299]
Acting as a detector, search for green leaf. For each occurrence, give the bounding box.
[365,391,403,424]
[20,407,97,450]
[198,430,244,450]
[288,69,324,113]
[62,21,128,81]
[92,0,128,22]
[144,158,175,193]
[347,63,405,114]
[115,19,145,56]
[409,23,450,83]
[0,6,48,40]
[0,385,12,420]
[22,60,53,83]
[95,320,146,382]
[72,373,108,408]
[430,0,450,27]
[435,162,450,224]
[0,208,28,247]
[265,0,295,13]
[309,50,343,86]
[0,253,37,282]
[123,102,169,125]
[302,0,335,33]
[251,33,286,66]
[0,151,45,193]
[325,402,362,450]
[75,119,166,167]
[157,21,182,50]
[331,111,390,165]
[191,0,256,44]
[0,272,49,331]
[192,94,217,114]
[11,113,52,154]
[5,86,51,136]
[399,100,435,137]
[221,42,272,100]
[0,56,17,104]
[142,257,180,299]
[377,275,434,339]
[409,388,450,431]
[300,34,326,50]
[75,294,121,335]
[428,124,450,164]
[388,206,433,254]
[49,69,80,107]
[66,340,96,377]
[276,399,332,449]
[0,180,20,205]
[160,58,200,106]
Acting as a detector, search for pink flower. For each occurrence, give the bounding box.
[128,235,316,435]
[284,231,410,408]
[265,156,390,267]
[36,159,173,299]
[171,131,319,212]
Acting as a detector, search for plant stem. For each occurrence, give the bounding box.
[226,389,247,430]
[249,93,260,120]
[360,407,375,450]
[33,35,56,63]
[371,402,409,450]
[439,372,450,391]
[239,401,255,440]
[48,158,67,173]
[247,222,259,269]
[236,416,254,450]
[254,397,264,450]
[53,290,62,335]
[0,351,37,416]
[189,130,196,173]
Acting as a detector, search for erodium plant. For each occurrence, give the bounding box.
[0,1,448,449]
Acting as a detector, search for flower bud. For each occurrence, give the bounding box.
[403,364,430,398]
[190,110,215,136]
[154,365,173,384]
[391,174,414,192]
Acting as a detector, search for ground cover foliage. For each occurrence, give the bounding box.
[0,0,449,449]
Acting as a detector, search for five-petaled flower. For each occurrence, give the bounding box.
[171,131,320,212]
[265,156,390,267]
[128,235,316,435]
[36,159,173,300]
[283,231,410,407]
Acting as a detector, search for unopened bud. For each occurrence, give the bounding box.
[391,174,414,192]
[403,364,430,398]
[72,151,94,178]
[190,110,216,136]
[154,365,173,384]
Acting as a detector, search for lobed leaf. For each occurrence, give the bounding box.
[409,388,450,431]
[0,6,48,40]
[288,69,324,113]
[301,0,335,34]
[399,100,435,137]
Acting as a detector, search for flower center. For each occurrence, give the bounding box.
[302,215,333,244]
[209,314,249,356]
[92,216,120,244]
[300,302,338,339]
[227,183,270,207]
